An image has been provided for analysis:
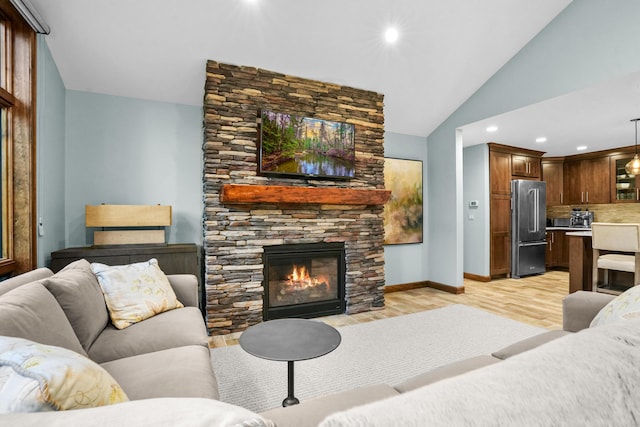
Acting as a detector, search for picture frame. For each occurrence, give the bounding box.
[383,158,423,245]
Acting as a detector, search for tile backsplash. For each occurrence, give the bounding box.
[547,204,640,223]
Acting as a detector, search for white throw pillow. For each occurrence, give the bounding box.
[0,336,128,412]
[91,258,184,330]
[590,285,640,328]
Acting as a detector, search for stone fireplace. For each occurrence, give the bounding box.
[263,242,346,320]
[203,60,388,335]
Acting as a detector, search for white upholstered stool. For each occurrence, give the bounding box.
[591,222,640,294]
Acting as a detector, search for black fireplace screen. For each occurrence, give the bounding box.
[263,242,345,320]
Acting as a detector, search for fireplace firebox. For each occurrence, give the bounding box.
[263,242,346,320]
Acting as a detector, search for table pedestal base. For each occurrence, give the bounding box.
[283,360,300,407]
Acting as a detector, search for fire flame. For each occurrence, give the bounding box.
[287,265,330,291]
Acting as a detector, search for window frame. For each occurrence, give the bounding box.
[0,0,36,276]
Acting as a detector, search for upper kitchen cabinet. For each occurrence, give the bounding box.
[610,153,640,203]
[542,158,564,206]
[512,155,541,178]
[563,156,610,205]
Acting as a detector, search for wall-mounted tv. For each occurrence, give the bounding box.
[258,109,356,180]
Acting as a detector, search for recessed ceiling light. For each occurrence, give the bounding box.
[486,126,498,132]
[385,28,399,43]
[576,145,588,151]
[535,137,547,143]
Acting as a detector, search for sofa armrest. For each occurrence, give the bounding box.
[562,291,615,332]
[167,274,199,308]
[0,398,274,427]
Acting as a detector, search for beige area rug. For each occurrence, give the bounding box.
[210,304,547,413]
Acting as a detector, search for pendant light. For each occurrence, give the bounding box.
[626,118,640,176]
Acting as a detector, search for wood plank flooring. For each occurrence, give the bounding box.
[209,270,569,348]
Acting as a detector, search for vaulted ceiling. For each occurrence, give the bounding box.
[31,0,571,139]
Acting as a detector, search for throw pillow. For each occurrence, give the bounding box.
[42,259,110,351]
[590,285,640,328]
[91,258,183,330]
[0,336,128,412]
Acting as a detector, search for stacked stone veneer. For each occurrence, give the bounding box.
[203,60,386,335]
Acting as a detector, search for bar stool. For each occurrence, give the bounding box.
[591,222,640,294]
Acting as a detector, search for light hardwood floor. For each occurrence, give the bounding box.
[209,270,569,348]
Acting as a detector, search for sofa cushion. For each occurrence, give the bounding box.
[590,285,640,328]
[91,258,184,329]
[0,397,276,427]
[0,283,86,356]
[42,259,109,351]
[394,355,501,393]
[101,345,219,400]
[0,336,128,412]
[491,330,571,359]
[0,268,52,296]
[88,306,209,363]
[260,384,399,427]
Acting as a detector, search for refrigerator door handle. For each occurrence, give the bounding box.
[533,188,539,233]
[527,188,538,233]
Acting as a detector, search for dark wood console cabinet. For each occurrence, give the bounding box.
[50,244,202,305]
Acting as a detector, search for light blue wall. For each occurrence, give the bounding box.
[462,144,489,277]
[383,131,428,285]
[64,91,204,247]
[428,0,640,287]
[36,35,66,267]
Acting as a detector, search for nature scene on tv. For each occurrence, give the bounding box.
[260,110,355,178]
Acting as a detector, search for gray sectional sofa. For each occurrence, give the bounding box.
[1,260,639,426]
[0,260,273,426]
[263,290,640,426]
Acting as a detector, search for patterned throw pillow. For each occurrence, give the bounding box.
[0,336,128,412]
[91,258,184,330]
[590,285,640,327]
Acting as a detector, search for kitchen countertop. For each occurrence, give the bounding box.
[566,230,592,237]
[546,227,591,232]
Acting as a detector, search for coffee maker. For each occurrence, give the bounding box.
[570,209,594,228]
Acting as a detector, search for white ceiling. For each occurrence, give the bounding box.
[30,0,571,138]
[461,70,640,157]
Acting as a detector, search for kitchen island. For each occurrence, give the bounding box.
[566,230,592,293]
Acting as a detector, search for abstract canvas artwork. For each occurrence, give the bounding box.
[383,158,423,245]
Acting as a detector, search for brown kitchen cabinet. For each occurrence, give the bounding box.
[488,143,544,277]
[542,159,564,206]
[512,155,541,178]
[546,230,569,268]
[490,195,511,275]
[610,153,640,203]
[563,156,610,205]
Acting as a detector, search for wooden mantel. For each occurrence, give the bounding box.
[221,184,391,205]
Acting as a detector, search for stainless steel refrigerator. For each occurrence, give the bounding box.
[511,179,546,278]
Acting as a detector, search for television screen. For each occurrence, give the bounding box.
[258,109,355,180]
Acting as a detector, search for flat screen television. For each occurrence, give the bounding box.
[258,109,356,180]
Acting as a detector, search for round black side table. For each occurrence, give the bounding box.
[239,318,341,407]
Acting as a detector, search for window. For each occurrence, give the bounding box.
[0,1,36,275]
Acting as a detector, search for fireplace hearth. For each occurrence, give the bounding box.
[263,242,346,320]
